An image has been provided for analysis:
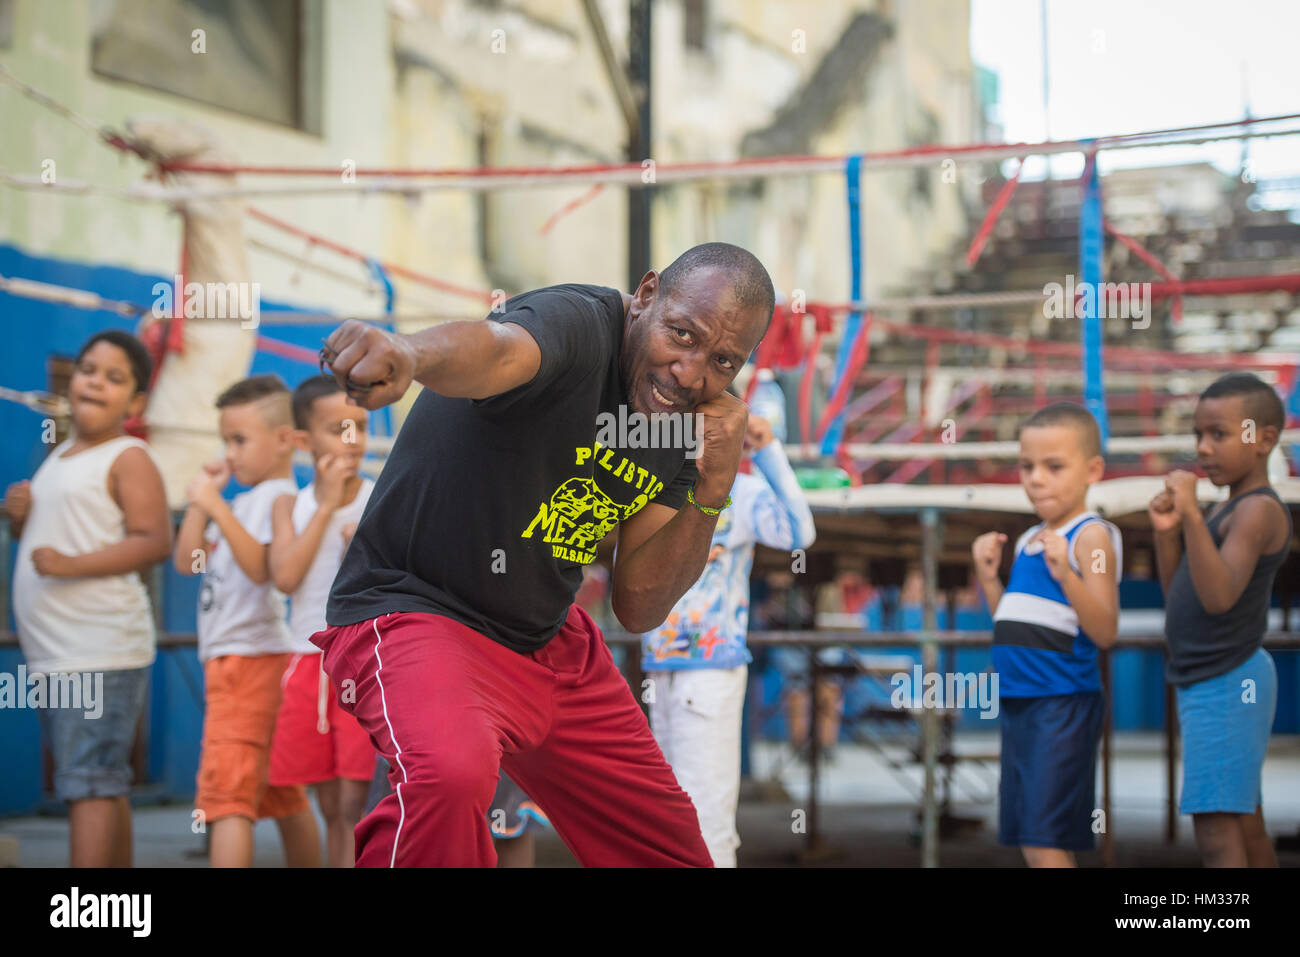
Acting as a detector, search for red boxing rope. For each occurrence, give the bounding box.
[246,207,495,304]
[815,313,874,440]
[255,336,320,365]
[799,328,825,446]
[810,278,1300,369]
[1148,274,1300,300]
[151,112,1300,180]
[1105,219,1183,322]
[539,184,605,235]
[965,159,1024,267]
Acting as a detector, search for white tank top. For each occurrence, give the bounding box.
[286,478,374,652]
[13,436,158,674]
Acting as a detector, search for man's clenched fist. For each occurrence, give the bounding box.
[322,319,417,410]
[690,391,748,508]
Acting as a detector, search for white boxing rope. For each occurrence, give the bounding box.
[0,271,459,327]
[0,274,143,317]
[0,386,70,416]
[785,430,1300,462]
[5,385,1291,470]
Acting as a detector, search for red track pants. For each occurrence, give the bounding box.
[312,606,713,867]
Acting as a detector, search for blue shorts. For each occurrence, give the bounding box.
[1175,647,1276,815]
[35,665,150,803]
[998,691,1105,851]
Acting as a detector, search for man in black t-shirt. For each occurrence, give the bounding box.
[313,243,773,867]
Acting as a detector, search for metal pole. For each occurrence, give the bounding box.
[920,507,941,867]
[807,644,821,856]
[627,0,653,291]
[1100,648,1114,865]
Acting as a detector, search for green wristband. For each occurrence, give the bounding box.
[687,485,731,515]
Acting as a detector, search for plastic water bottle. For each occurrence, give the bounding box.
[749,368,788,443]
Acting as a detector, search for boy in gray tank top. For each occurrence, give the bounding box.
[1150,373,1291,867]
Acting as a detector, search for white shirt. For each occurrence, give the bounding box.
[197,477,299,662]
[287,478,374,652]
[13,436,157,674]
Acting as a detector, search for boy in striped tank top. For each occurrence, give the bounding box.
[971,403,1120,867]
[5,330,172,866]
[267,376,376,867]
[1150,373,1290,867]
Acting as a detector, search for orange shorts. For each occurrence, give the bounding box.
[196,653,309,823]
[269,652,376,786]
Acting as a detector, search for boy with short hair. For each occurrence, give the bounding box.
[174,374,319,868]
[971,403,1121,867]
[268,375,377,868]
[1150,372,1289,867]
[6,330,172,866]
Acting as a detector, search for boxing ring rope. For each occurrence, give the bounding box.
[4,59,1298,202]
[244,207,496,305]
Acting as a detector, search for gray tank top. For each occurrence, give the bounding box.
[1164,486,1292,687]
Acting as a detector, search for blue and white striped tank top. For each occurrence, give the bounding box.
[992,511,1122,697]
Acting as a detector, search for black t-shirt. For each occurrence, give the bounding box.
[326,283,698,653]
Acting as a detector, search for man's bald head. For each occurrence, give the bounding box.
[658,242,776,338]
[621,244,774,417]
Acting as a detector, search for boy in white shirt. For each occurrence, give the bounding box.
[173,374,319,868]
[268,376,376,867]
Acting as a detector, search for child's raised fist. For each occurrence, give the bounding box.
[315,453,356,511]
[971,531,1007,581]
[1164,470,1200,519]
[187,459,230,512]
[1034,529,1070,582]
[1148,489,1181,533]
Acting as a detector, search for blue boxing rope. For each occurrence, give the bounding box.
[1079,144,1111,448]
[819,154,864,457]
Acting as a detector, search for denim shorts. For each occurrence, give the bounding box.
[36,665,150,803]
[1176,647,1276,815]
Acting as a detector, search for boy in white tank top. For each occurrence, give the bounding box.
[267,376,376,867]
[4,330,172,866]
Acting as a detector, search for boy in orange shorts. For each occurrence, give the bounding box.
[174,375,319,867]
[268,376,377,867]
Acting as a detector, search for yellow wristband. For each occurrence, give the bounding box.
[687,486,731,515]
